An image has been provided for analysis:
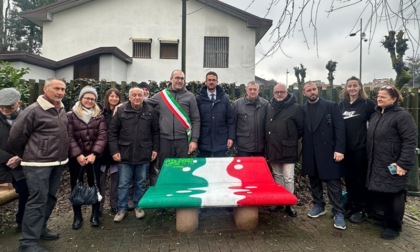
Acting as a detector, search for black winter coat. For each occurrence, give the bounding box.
[97,107,118,166]
[196,86,235,153]
[67,109,107,158]
[265,94,304,163]
[108,101,159,164]
[301,97,346,180]
[0,113,25,183]
[366,105,417,193]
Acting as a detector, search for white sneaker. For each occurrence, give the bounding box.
[114,211,127,223]
[135,208,145,219]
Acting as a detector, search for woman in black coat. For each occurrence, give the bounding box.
[366,85,417,240]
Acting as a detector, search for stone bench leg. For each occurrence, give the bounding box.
[233,207,259,230]
[176,208,199,233]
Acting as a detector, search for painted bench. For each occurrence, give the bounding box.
[139,157,297,232]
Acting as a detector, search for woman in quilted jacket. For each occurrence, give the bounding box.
[67,86,107,230]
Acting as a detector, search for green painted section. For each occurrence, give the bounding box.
[140,158,208,208]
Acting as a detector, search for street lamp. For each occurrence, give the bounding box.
[349,19,368,81]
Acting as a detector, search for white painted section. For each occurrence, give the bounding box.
[40,0,259,84]
[56,65,74,81]
[8,62,55,80]
[99,55,127,83]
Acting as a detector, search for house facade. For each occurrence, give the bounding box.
[1,0,272,84]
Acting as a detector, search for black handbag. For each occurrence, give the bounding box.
[69,164,98,206]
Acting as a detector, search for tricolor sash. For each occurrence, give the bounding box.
[160,89,192,142]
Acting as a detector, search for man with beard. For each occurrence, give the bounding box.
[301,82,346,230]
[196,71,234,157]
[265,83,304,217]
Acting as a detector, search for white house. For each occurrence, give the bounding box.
[0,0,272,84]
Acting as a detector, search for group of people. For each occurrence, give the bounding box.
[0,72,417,251]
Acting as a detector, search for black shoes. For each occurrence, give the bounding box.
[90,214,100,227]
[40,228,59,240]
[381,228,400,240]
[349,211,367,224]
[90,204,101,227]
[285,206,298,217]
[72,214,83,230]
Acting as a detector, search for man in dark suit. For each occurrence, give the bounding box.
[301,82,346,230]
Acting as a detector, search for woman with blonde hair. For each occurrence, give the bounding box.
[67,86,107,229]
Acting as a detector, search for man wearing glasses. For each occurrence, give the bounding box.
[196,71,235,157]
[148,70,200,170]
[0,88,28,230]
[265,83,304,217]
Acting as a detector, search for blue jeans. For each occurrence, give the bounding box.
[117,163,149,211]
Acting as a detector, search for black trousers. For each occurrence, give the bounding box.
[12,177,29,225]
[157,138,190,170]
[370,190,406,231]
[343,148,368,211]
[309,176,345,215]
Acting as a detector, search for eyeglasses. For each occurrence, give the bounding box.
[82,97,96,102]
[174,77,185,81]
[273,91,287,95]
[0,105,15,110]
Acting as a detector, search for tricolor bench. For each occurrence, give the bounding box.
[139,157,297,232]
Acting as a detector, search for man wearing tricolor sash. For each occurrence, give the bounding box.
[148,70,200,171]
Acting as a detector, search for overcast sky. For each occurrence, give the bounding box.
[221,0,419,85]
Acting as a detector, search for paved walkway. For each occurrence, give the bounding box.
[1,206,419,252]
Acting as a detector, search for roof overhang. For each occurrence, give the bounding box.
[0,47,132,70]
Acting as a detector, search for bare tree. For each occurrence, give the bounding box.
[248,0,419,63]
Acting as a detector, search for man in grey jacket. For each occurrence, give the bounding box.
[9,78,69,252]
[233,81,268,156]
[148,70,200,169]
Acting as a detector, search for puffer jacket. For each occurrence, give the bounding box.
[233,96,268,153]
[366,105,418,193]
[265,93,304,163]
[67,108,107,158]
[8,96,69,167]
[196,85,235,152]
[108,101,159,165]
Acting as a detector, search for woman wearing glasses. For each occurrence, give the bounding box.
[366,85,417,240]
[339,76,375,223]
[67,86,107,230]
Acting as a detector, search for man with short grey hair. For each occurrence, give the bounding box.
[233,81,268,156]
[9,78,69,252]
